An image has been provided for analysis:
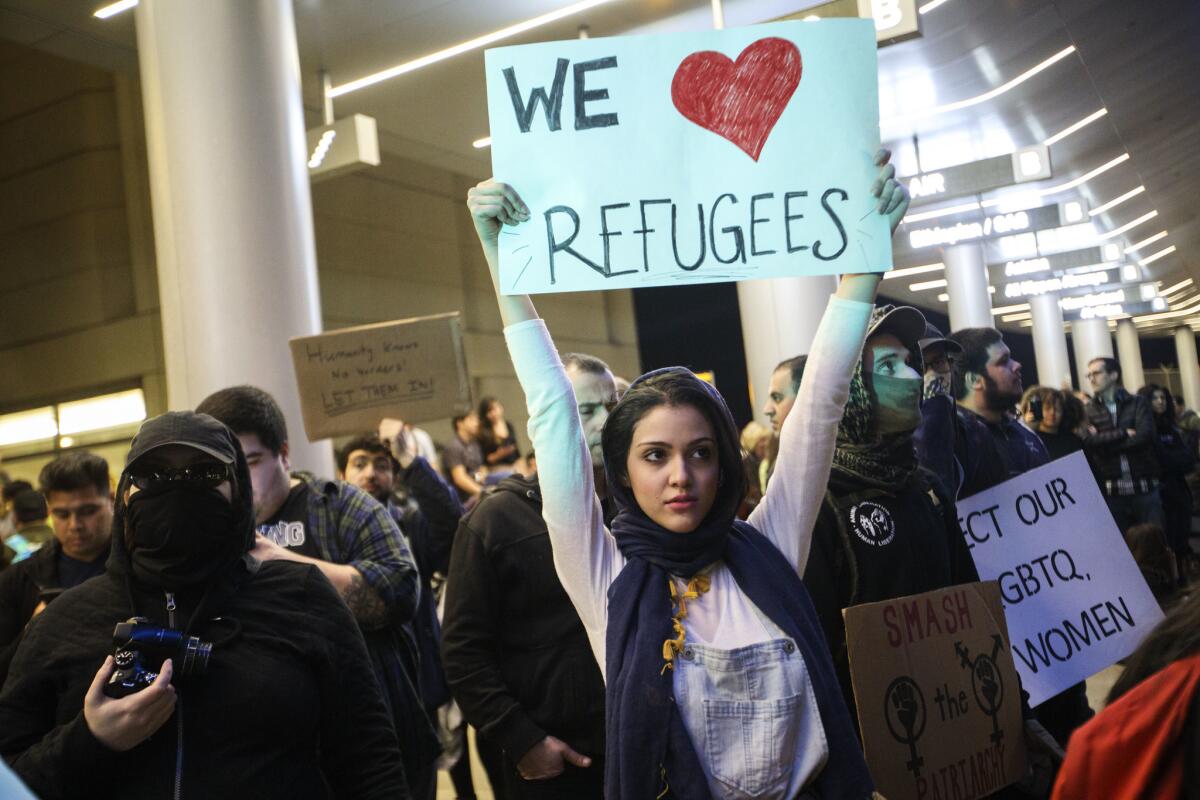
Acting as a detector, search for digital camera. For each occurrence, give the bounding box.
[104,617,212,698]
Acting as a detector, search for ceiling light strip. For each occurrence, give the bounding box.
[910,278,948,291]
[94,0,137,18]
[979,153,1129,208]
[1126,230,1168,254]
[882,46,1076,127]
[1043,108,1107,147]
[902,201,983,224]
[1097,210,1159,241]
[1139,245,1177,267]
[330,0,619,97]
[473,137,492,149]
[882,262,945,280]
[1088,186,1145,217]
[917,0,954,13]
[1161,278,1194,296]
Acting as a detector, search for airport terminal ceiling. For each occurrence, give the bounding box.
[3,0,1198,336]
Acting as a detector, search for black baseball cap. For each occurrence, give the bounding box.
[125,411,237,470]
[868,304,927,356]
[918,322,964,355]
[12,489,47,523]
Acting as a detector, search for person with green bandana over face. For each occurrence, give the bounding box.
[794,304,980,729]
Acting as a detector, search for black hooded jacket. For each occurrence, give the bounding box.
[0,418,408,799]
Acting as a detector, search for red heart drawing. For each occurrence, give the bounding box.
[671,37,802,161]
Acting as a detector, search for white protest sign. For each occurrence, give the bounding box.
[956,452,1164,706]
[484,20,892,295]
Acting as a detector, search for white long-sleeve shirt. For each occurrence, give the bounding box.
[504,295,872,677]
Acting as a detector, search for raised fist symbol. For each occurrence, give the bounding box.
[977,660,998,708]
[892,680,919,733]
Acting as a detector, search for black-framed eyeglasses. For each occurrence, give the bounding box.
[128,463,231,491]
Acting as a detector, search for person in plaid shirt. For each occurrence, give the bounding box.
[196,385,438,798]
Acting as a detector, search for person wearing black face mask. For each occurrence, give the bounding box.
[0,411,408,799]
[798,306,979,729]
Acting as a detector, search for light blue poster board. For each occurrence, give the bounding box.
[484,19,891,295]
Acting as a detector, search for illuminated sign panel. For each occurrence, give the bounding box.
[988,244,1123,279]
[900,145,1052,206]
[900,202,1068,253]
[774,0,920,45]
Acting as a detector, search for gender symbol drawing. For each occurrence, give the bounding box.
[670,37,802,161]
[956,636,1006,745]
[884,675,927,778]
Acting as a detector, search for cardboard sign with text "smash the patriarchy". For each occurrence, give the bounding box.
[288,312,470,441]
[484,19,892,295]
[845,582,1026,800]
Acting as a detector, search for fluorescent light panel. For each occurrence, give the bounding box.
[1044,108,1107,147]
[1126,230,1168,253]
[94,0,136,18]
[1097,210,1158,241]
[1088,186,1145,217]
[910,278,948,291]
[883,46,1076,127]
[1139,245,1177,267]
[330,0,619,97]
[58,389,147,436]
[0,407,57,446]
[473,137,492,149]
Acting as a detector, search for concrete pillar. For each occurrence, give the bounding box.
[1175,327,1200,413]
[737,275,837,426]
[943,244,993,331]
[136,0,333,475]
[1071,317,1114,394]
[1114,319,1145,392]
[1029,293,1073,390]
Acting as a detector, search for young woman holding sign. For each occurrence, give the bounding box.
[466,150,908,799]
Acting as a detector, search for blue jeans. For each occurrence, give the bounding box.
[1105,488,1165,533]
[674,635,827,800]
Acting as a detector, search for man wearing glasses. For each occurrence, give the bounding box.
[0,411,407,798]
[1081,357,1162,532]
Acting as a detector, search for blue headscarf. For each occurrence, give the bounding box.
[601,368,874,798]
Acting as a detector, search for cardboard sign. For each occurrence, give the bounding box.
[484,20,891,295]
[845,582,1026,800]
[288,312,470,441]
[956,452,1164,706]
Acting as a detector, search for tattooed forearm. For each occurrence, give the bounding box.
[343,570,388,630]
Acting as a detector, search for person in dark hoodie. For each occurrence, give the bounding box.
[0,451,114,688]
[791,305,979,726]
[0,411,407,799]
[440,352,614,799]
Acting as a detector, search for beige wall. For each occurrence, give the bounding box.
[0,42,640,469]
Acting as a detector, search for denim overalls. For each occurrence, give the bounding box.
[673,603,828,800]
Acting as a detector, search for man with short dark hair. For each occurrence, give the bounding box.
[196,385,437,797]
[763,355,807,438]
[443,412,484,504]
[946,328,1091,747]
[914,322,963,493]
[0,452,114,685]
[1081,357,1162,531]
[946,327,1049,497]
[440,353,610,799]
[5,491,53,565]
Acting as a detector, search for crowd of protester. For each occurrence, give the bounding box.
[0,153,1198,799]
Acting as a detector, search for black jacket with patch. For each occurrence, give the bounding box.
[803,467,979,725]
[440,474,605,766]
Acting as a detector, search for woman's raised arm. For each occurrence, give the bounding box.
[467,181,619,653]
[747,149,909,572]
